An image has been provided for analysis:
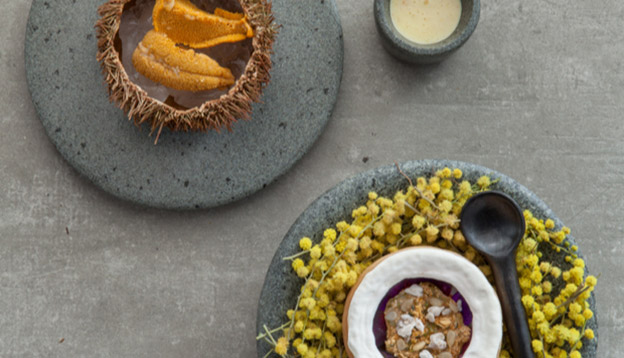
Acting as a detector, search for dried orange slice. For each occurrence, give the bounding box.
[153,0,254,48]
[132,30,235,92]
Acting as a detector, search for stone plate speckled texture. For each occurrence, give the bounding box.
[257,160,598,358]
[24,0,343,209]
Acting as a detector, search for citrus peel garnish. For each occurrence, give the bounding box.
[132,30,235,92]
[153,0,254,48]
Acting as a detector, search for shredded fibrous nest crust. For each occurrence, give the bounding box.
[95,0,277,140]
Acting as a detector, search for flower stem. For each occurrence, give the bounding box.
[282,250,309,261]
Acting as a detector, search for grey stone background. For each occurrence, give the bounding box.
[1,0,622,357]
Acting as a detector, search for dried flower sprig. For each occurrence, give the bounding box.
[259,167,597,358]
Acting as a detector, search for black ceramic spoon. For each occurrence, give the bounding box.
[460,191,534,358]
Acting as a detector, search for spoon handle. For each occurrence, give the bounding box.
[491,255,535,358]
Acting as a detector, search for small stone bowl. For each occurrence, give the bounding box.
[374,0,480,64]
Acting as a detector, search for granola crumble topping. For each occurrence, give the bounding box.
[384,283,471,358]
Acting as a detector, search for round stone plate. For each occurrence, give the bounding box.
[257,160,598,357]
[25,0,343,209]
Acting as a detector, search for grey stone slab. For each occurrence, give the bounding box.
[257,160,597,358]
[24,0,343,209]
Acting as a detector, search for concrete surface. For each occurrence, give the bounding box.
[2,0,623,357]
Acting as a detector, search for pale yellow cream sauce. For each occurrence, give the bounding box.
[390,0,462,45]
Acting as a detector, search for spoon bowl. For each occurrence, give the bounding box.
[460,191,534,358]
[460,191,525,258]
